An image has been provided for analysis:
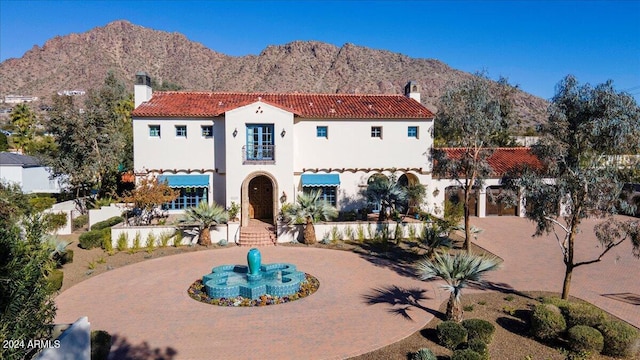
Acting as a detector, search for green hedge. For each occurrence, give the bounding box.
[562,302,607,328]
[531,303,567,341]
[46,269,64,292]
[91,330,112,360]
[91,216,123,231]
[451,349,483,360]
[79,228,110,249]
[598,320,640,358]
[437,321,468,350]
[462,319,496,344]
[467,338,490,360]
[567,325,604,354]
[73,214,88,230]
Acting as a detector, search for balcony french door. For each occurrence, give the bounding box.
[246,124,274,161]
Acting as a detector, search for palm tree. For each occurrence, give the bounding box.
[283,190,338,244]
[365,174,408,221]
[416,252,501,322]
[182,201,229,246]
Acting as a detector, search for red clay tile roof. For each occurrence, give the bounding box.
[440,147,543,176]
[131,92,435,119]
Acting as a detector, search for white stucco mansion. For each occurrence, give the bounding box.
[132,72,538,226]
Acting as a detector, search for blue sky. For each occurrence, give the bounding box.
[1,0,639,101]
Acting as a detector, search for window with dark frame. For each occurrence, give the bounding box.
[149,125,160,137]
[303,186,337,207]
[408,126,418,138]
[201,125,213,137]
[316,126,328,138]
[371,126,382,138]
[176,125,187,137]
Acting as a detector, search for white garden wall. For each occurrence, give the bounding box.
[276,220,430,243]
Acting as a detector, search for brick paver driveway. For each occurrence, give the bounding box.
[470,216,640,329]
[55,246,442,360]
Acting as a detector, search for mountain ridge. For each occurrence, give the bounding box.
[0,20,547,126]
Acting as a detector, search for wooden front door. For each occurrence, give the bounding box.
[248,175,273,222]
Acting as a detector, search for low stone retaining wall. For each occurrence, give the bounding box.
[110,223,239,248]
[277,220,430,243]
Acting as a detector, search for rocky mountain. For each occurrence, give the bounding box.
[0,20,547,127]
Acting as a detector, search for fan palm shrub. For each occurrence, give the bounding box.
[416,252,501,322]
[365,174,408,221]
[282,190,338,244]
[181,201,229,246]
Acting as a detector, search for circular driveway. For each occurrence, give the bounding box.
[55,246,442,360]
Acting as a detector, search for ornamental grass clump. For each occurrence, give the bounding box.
[437,321,468,350]
[145,232,156,252]
[411,348,437,360]
[531,303,567,341]
[116,232,128,251]
[567,325,604,354]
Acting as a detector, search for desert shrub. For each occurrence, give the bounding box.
[451,348,483,360]
[146,232,156,251]
[597,320,640,358]
[73,214,88,230]
[338,210,358,221]
[462,318,496,344]
[91,216,123,231]
[28,195,56,212]
[116,232,128,251]
[531,303,567,341]
[567,325,604,354]
[159,231,173,247]
[330,226,341,242]
[102,235,114,254]
[173,231,183,247]
[46,269,64,292]
[467,338,490,360]
[43,212,68,232]
[356,224,365,242]
[437,321,468,350]
[79,229,109,249]
[540,296,571,311]
[132,232,141,251]
[411,347,437,360]
[343,225,354,241]
[61,249,74,264]
[91,330,112,360]
[563,302,607,328]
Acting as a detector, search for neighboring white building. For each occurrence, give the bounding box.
[0,152,63,194]
[4,95,38,104]
[132,73,435,226]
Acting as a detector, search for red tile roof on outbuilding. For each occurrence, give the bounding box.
[440,147,543,176]
[131,92,435,119]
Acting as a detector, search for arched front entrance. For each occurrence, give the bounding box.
[241,172,279,226]
[397,173,420,214]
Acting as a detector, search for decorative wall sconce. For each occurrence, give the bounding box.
[233,128,238,137]
[281,128,286,137]
[280,191,287,203]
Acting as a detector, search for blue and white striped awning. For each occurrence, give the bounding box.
[301,174,340,187]
[157,175,209,188]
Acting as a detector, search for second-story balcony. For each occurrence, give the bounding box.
[243,144,275,164]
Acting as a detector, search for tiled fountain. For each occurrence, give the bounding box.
[202,248,306,300]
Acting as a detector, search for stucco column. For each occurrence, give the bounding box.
[477,187,487,218]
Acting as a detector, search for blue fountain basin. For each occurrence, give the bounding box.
[203,263,306,300]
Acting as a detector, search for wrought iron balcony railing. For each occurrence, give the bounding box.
[242,144,275,164]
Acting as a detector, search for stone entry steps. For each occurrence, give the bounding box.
[238,220,276,246]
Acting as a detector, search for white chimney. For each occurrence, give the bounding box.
[404,81,421,103]
[134,72,152,108]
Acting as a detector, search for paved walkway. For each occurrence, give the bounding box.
[55,216,640,359]
[55,247,443,360]
[470,216,640,329]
